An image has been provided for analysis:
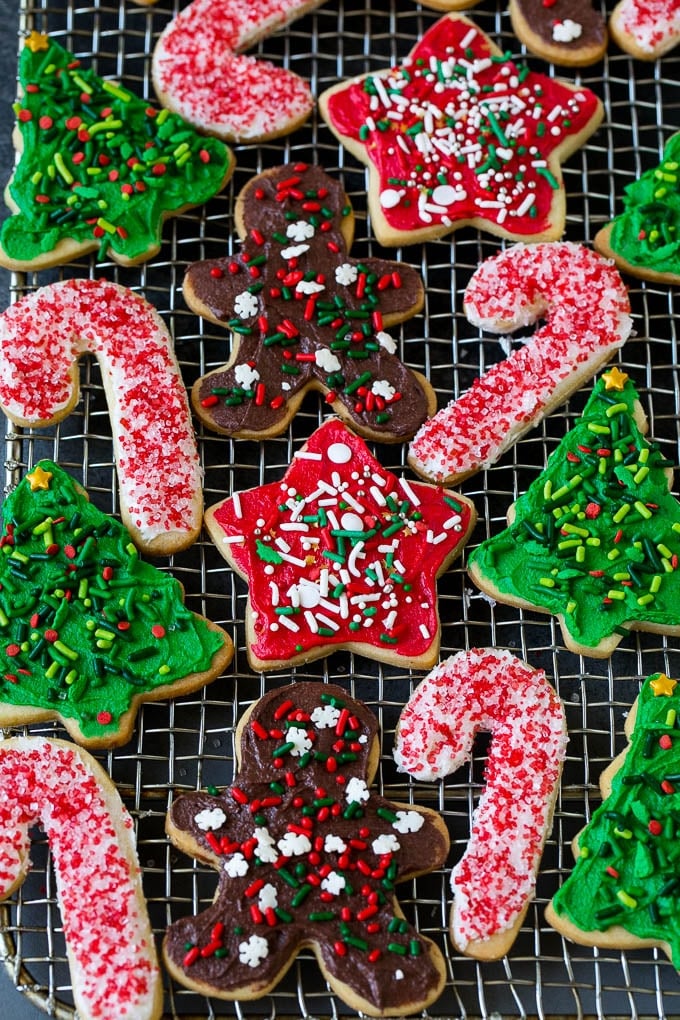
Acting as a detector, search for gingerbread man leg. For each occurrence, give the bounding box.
[164,683,449,1017]
[186,163,436,443]
[0,279,202,555]
[395,649,567,960]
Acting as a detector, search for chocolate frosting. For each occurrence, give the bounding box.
[514,0,606,52]
[164,683,448,1013]
[186,163,432,442]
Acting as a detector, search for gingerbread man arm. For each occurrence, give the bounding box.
[185,164,435,443]
[164,684,448,1016]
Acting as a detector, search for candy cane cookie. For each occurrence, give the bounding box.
[394,648,567,960]
[609,0,680,60]
[0,280,203,555]
[0,736,162,1020]
[408,242,633,485]
[152,0,328,142]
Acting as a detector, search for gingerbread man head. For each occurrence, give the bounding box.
[163,683,449,1016]
[185,163,435,443]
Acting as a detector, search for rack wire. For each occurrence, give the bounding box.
[2,0,680,1016]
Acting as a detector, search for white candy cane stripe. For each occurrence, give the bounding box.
[394,648,567,957]
[0,737,161,1020]
[409,242,632,484]
[152,0,328,142]
[0,279,202,553]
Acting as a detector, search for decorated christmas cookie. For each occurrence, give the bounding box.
[186,163,436,443]
[205,418,476,671]
[409,242,632,485]
[594,132,680,285]
[163,683,449,1016]
[152,0,328,142]
[546,671,680,966]
[395,649,567,960]
[0,33,233,270]
[0,736,162,1020]
[413,0,607,66]
[0,280,204,555]
[0,462,233,747]
[318,15,604,246]
[468,370,680,658]
[609,0,680,60]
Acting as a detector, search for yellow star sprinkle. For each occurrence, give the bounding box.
[650,673,677,697]
[602,366,629,391]
[24,31,49,53]
[26,465,53,491]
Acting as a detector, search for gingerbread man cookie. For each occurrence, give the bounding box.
[319,15,604,247]
[163,683,449,1016]
[186,163,436,443]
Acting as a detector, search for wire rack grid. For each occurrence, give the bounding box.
[2,0,680,1017]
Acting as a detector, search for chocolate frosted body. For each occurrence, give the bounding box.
[509,0,607,65]
[185,163,434,443]
[164,683,449,1016]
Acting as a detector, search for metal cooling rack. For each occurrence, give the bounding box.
[2,1,680,1017]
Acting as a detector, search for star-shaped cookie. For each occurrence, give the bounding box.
[186,163,436,443]
[319,14,603,246]
[205,418,476,670]
[163,682,449,1016]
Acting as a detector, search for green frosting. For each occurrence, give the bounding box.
[469,371,680,652]
[551,671,680,967]
[607,132,680,277]
[1,34,232,265]
[0,461,225,741]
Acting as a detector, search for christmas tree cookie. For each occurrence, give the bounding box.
[546,671,680,967]
[0,32,233,270]
[0,462,233,747]
[595,132,680,285]
[468,369,680,658]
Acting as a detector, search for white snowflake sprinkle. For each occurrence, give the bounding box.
[286,219,315,242]
[376,330,397,354]
[296,280,326,295]
[311,704,341,729]
[258,883,279,911]
[372,833,401,855]
[253,826,278,863]
[372,379,396,400]
[193,806,226,831]
[324,834,347,854]
[321,870,346,896]
[224,852,249,878]
[287,724,313,757]
[277,832,312,856]
[345,777,370,804]
[233,290,259,319]
[393,810,425,834]
[335,262,358,286]
[314,349,342,374]
[239,934,269,968]
[281,243,310,260]
[234,363,260,389]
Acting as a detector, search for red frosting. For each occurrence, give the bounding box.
[322,15,602,242]
[206,418,476,667]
